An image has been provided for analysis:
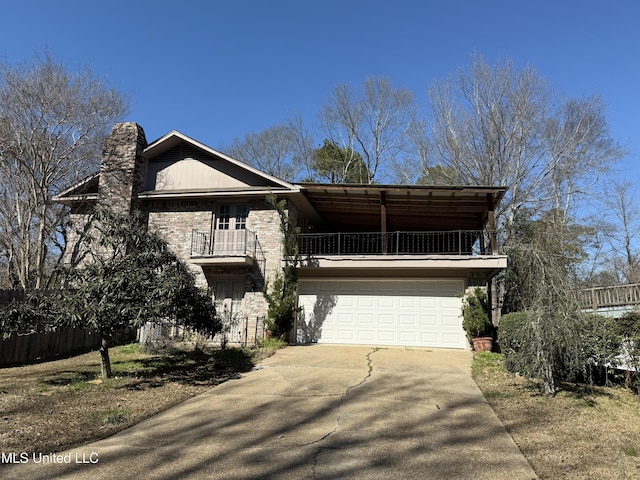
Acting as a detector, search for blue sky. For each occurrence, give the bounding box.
[2,0,639,180]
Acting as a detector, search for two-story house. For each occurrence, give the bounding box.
[55,123,507,350]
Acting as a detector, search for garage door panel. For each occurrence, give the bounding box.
[358,296,375,308]
[420,297,437,308]
[420,332,439,343]
[396,283,416,293]
[399,314,417,325]
[338,313,355,324]
[442,297,461,308]
[442,314,461,327]
[316,282,334,294]
[443,333,465,347]
[378,314,395,325]
[420,314,438,326]
[438,281,461,297]
[358,313,374,324]
[378,297,394,308]
[320,329,335,341]
[340,296,355,307]
[297,279,466,349]
[398,297,416,308]
[338,329,356,341]
[399,331,418,343]
[357,330,374,341]
[378,331,396,342]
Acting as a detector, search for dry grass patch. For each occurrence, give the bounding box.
[0,341,280,455]
[473,352,640,479]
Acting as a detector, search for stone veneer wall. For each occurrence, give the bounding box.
[145,198,287,322]
[248,199,299,329]
[97,123,147,215]
[64,211,95,266]
[243,202,284,320]
[145,200,217,289]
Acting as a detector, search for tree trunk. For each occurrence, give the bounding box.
[35,204,47,289]
[99,336,112,379]
[542,363,556,396]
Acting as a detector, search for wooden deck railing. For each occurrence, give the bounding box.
[579,283,640,311]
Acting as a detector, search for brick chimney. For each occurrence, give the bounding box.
[97,122,147,214]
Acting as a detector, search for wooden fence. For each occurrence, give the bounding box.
[0,327,136,367]
[1,328,100,365]
[0,289,29,303]
[0,289,136,366]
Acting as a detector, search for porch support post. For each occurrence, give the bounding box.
[380,190,387,254]
[486,193,497,255]
[209,211,216,255]
[486,193,499,327]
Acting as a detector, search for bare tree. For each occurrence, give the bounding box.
[318,77,417,183]
[427,55,625,229]
[427,56,625,323]
[287,113,315,180]
[598,181,640,284]
[0,53,129,289]
[389,117,430,184]
[544,96,623,223]
[226,121,309,181]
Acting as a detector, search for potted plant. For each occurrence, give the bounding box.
[462,287,493,351]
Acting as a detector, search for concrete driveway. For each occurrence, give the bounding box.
[1,345,537,479]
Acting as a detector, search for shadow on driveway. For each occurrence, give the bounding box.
[1,345,537,479]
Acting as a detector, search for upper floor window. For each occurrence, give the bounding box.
[218,205,231,230]
[235,205,248,230]
[217,204,247,230]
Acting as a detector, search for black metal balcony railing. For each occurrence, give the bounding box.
[296,230,491,256]
[191,229,262,258]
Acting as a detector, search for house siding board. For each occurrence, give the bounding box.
[144,142,285,191]
[149,158,249,190]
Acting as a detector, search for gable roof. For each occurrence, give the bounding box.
[53,172,100,205]
[54,129,300,205]
[144,130,297,192]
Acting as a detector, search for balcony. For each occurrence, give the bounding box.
[295,230,505,280]
[190,229,264,267]
[297,230,493,257]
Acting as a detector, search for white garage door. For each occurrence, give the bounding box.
[296,279,466,349]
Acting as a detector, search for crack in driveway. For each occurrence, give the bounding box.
[310,347,378,478]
